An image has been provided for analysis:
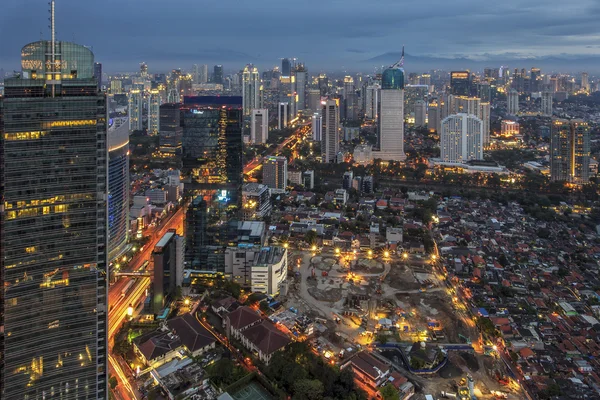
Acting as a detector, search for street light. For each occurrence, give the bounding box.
[283,243,289,249]
[335,248,341,255]
[368,249,373,257]
[402,253,408,260]
[184,298,190,306]
[311,245,317,251]
[384,250,390,258]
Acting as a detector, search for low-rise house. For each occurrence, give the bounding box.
[341,351,391,390]
[240,320,291,365]
[224,306,262,340]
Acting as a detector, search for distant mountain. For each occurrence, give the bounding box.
[365,52,600,73]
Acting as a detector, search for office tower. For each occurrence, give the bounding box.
[551,119,590,183]
[455,96,480,115]
[148,89,161,135]
[302,170,315,189]
[507,89,519,115]
[159,103,183,155]
[428,98,440,132]
[140,62,148,78]
[377,66,406,161]
[404,84,428,115]
[279,75,296,117]
[484,68,499,80]
[1,12,109,398]
[185,196,208,267]
[581,72,590,92]
[182,96,243,206]
[263,156,288,193]
[242,183,272,220]
[110,79,122,94]
[213,65,223,84]
[420,74,432,87]
[94,62,102,91]
[312,113,322,141]
[440,113,483,163]
[476,82,491,103]
[321,99,340,163]
[307,88,321,113]
[242,64,260,115]
[152,231,184,313]
[530,68,541,92]
[318,74,329,96]
[343,76,357,120]
[108,119,130,261]
[294,64,307,111]
[415,100,426,127]
[199,64,208,84]
[450,71,471,96]
[278,102,289,129]
[251,109,269,144]
[192,64,200,83]
[128,89,143,131]
[282,58,291,77]
[541,91,553,116]
[480,102,491,146]
[343,171,354,189]
[365,84,380,120]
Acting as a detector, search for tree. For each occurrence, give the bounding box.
[108,375,118,390]
[305,230,318,245]
[379,384,399,400]
[293,379,324,400]
[376,332,389,344]
[207,358,235,386]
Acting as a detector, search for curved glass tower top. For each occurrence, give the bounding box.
[21,41,94,79]
[382,67,405,90]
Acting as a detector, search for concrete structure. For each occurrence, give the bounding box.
[307,89,321,113]
[263,156,288,193]
[354,144,373,165]
[108,118,130,261]
[541,91,553,116]
[365,83,381,120]
[251,109,268,144]
[242,183,272,220]
[129,89,143,131]
[312,113,322,141]
[341,352,391,391]
[152,231,184,313]
[149,89,161,135]
[278,102,289,129]
[415,100,426,127]
[428,98,440,132]
[440,113,483,163]
[376,66,406,161]
[302,170,315,189]
[321,99,340,163]
[242,64,260,115]
[501,120,520,136]
[507,89,519,115]
[551,119,590,184]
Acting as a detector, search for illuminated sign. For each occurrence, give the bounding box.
[192,109,205,114]
[217,190,229,202]
[46,120,96,128]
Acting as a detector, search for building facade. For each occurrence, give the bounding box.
[129,89,143,131]
[108,119,130,262]
[263,156,288,193]
[152,231,184,313]
[321,100,340,163]
[440,113,483,163]
[507,89,519,115]
[550,119,590,184]
[242,64,260,116]
[541,91,553,116]
[148,89,161,135]
[376,67,406,161]
[251,109,268,144]
[242,183,272,220]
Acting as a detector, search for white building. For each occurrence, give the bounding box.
[312,113,322,141]
[480,102,491,146]
[376,67,406,161]
[415,100,426,127]
[321,100,340,163]
[501,120,520,136]
[365,84,380,120]
[242,183,271,220]
[243,64,260,116]
[507,89,519,115]
[541,91,553,116]
[251,109,268,144]
[354,144,373,165]
[440,113,483,163]
[148,89,161,135]
[224,246,288,295]
[263,156,288,193]
[128,89,143,132]
[278,102,289,130]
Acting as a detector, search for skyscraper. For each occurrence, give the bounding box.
[294,64,308,111]
[185,196,208,268]
[428,98,440,133]
[343,76,357,120]
[282,58,292,77]
[551,119,590,183]
[263,156,288,193]
[159,103,183,155]
[507,89,519,115]
[0,5,108,396]
[242,64,260,115]
[199,64,209,84]
[541,91,553,116]
[450,71,471,96]
[108,119,130,262]
[148,89,161,135]
[377,66,406,161]
[213,65,224,84]
[312,113,322,141]
[365,83,380,120]
[192,64,200,84]
[128,89,143,131]
[440,113,483,163]
[278,102,289,130]
[581,72,590,92]
[307,89,321,114]
[152,231,184,313]
[321,99,340,163]
[93,62,102,91]
[480,102,491,146]
[251,109,269,144]
[415,100,426,127]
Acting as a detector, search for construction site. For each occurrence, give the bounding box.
[284,249,523,399]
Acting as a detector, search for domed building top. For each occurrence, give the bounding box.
[382,67,405,90]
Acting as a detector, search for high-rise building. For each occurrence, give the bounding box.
[428,98,440,133]
[307,89,321,114]
[282,58,292,77]
[108,119,130,262]
[415,100,426,127]
[152,231,184,313]
[450,71,471,96]
[376,66,406,161]
[213,65,223,84]
[404,84,428,116]
[476,82,491,103]
[140,62,148,78]
[365,84,380,120]
[242,64,260,115]
[440,113,483,163]
[94,62,102,91]
[185,196,208,268]
[251,109,269,144]
[149,89,161,135]
[110,79,122,94]
[321,99,340,163]
[1,15,109,397]
[129,89,143,131]
[278,102,289,129]
[312,113,322,141]
[581,72,590,92]
[480,102,491,146]
[507,89,519,115]
[530,68,541,92]
[182,96,243,206]
[199,64,208,84]
[551,119,590,184]
[318,74,329,96]
[159,103,183,155]
[343,76,357,120]
[294,64,307,111]
[242,183,272,220]
[541,91,553,116]
[263,156,288,193]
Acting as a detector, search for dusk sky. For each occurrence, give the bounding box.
[1,0,600,73]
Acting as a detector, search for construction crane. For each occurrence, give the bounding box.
[389,45,405,69]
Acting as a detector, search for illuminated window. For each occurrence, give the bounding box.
[25,246,36,254]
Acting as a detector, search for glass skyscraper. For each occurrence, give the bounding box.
[108,119,129,261]
[0,38,108,399]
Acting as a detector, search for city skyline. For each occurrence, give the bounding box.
[2,0,600,73]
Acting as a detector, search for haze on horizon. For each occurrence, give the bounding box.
[1,0,600,74]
